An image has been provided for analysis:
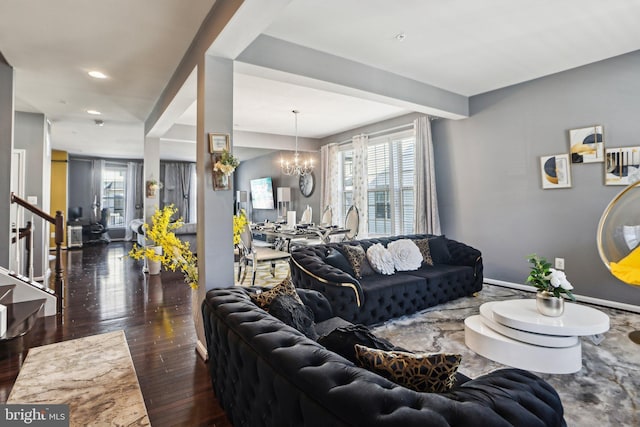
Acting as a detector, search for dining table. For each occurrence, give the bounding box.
[251,224,349,252]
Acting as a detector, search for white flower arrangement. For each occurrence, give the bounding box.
[213,149,239,176]
[526,254,576,300]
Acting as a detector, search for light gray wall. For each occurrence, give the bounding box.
[234,151,320,224]
[432,50,640,307]
[14,111,48,278]
[0,54,13,268]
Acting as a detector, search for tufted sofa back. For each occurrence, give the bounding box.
[290,234,484,325]
[202,288,566,427]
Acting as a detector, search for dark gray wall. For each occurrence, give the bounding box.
[432,50,640,307]
[234,151,320,224]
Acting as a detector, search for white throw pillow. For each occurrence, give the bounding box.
[366,243,395,275]
[387,239,423,271]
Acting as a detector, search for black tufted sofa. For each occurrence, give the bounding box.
[202,287,566,427]
[290,234,483,325]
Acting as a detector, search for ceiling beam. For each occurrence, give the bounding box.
[146,0,293,138]
[236,35,469,120]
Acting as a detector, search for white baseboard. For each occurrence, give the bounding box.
[485,278,640,314]
[196,339,208,361]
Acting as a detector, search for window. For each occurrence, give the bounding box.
[338,129,415,236]
[101,162,127,227]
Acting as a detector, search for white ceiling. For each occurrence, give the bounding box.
[265,0,640,96]
[2,0,640,160]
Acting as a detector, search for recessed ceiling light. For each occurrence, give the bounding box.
[87,110,101,115]
[88,70,107,79]
[395,33,407,42]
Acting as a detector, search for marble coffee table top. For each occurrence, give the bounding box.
[8,330,150,426]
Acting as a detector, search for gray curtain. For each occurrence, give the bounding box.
[161,162,196,223]
[124,161,143,241]
[414,116,441,234]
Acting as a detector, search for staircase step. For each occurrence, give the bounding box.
[6,272,55,295]
[0,285,15,304]
[0,299,46,341]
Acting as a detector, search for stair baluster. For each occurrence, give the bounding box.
[10,192,64,314]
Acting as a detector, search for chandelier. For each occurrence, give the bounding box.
[281,110,313,176]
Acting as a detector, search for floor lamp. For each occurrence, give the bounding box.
[277,187,291,221]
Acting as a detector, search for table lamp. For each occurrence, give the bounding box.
[277,187,291,220]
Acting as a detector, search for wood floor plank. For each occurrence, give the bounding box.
[0,242,232,427]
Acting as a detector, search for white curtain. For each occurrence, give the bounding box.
[91,159,105,223]
[352,134,369,238]
[124,162,143,241]
[414,116,441,235]
[320,143,340,226]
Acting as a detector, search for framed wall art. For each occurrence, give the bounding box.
[208,133,232,191]
[209,133,229,154]
[569,125,604,164]
[605,146,640,186]
[540,154,572,189]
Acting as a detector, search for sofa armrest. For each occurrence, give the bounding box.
[290,249,365,307]
[446,238,483,278]
[296,288,334,322]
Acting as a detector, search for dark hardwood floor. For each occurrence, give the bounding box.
[0,242,232,427]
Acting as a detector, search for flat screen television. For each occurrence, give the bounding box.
[250,177,275,210]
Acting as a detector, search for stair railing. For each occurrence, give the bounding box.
[10,192,64,313]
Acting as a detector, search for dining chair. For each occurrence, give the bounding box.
[343,205,360,240]
[320,206,333,226]
[300,205,312,224]
[238,223,291,286]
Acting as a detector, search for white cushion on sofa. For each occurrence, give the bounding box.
[366,243,395,275]
[388,239,423,271]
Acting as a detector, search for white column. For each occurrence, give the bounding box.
[193,55,234,358]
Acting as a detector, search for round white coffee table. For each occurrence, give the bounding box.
[464,299,610,374]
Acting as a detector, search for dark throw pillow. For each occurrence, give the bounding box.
[341,244,374,279]
[268,295,318,340]
[250,277,302,310]
[428,236,452,264]
[317,324,396,363]
[354,345,461,393]
[414,238,434,266]
[326,248,356,277]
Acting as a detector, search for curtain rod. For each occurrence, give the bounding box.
[334,122,415,147]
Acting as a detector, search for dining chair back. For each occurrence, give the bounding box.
[320,206,333,226]
[238,223,290,286]
[344,205,359,240]
[300,205,312,224]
